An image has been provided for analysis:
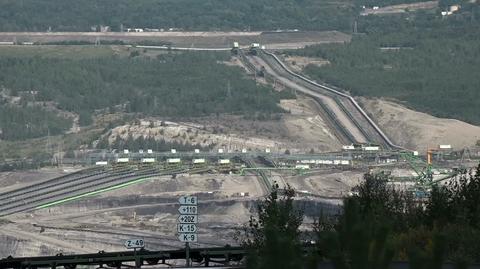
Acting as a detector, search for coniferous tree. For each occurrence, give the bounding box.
[237,184,304,269]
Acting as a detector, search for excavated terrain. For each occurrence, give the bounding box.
[0,169,351,258]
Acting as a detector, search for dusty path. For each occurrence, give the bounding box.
[0,31,351,49]
[0,225,87,253]
[10,197,254,223]
[361,1,438,15]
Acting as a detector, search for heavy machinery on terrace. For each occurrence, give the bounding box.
[392,147,465,197]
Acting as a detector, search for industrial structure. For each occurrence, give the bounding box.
[0,42,478,268]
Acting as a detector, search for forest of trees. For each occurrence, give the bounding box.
[0,105,71,140]
[0,0,356,32]
[242,164,480,268]
[3,0,464,33]
[291,4,480,124]
[1,0,459,33]
[4,0,463,33]
[0,50,290,141]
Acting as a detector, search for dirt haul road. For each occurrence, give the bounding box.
[0,31,351,49]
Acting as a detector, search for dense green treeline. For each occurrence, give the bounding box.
[0,50,289,141]
[2,0,453,32]
[0,0,355,32]
[0,105,71,140]
[291,5,480,124]
[242,164,480,268]
[0,0,450,32]
[311,168,480,267]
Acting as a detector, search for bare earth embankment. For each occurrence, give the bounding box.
[0,172,344,257]
[281,55,480,152]
[361,98,480,152]
[100,95,341,154]
[361,1,438,16]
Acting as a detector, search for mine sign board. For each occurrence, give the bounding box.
[178,214,198,224]
[124,239,145,249]
[178,224,197,233]
[178,205,197,214]
[179,233,198,242]
[178,196,198,243]
[178,196,197,205]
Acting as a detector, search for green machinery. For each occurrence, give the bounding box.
[395,151,461,196]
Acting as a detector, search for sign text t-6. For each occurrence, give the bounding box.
[179,196,197,205]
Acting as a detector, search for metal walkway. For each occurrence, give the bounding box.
[0,246,245,269]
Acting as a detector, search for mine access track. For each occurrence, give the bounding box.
[252,49,405,150]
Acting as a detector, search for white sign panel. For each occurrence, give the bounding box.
[178,206,197,214]
[177,224,197,233]
[117,158,129,163]
[178,233,197,242]
[193,158,205,164]
[167,158,181,163]
[124,239,145,249]
[178,214,198,224]
[178,196,197,205]
[218,159,230,164]
[141,158,155,163]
